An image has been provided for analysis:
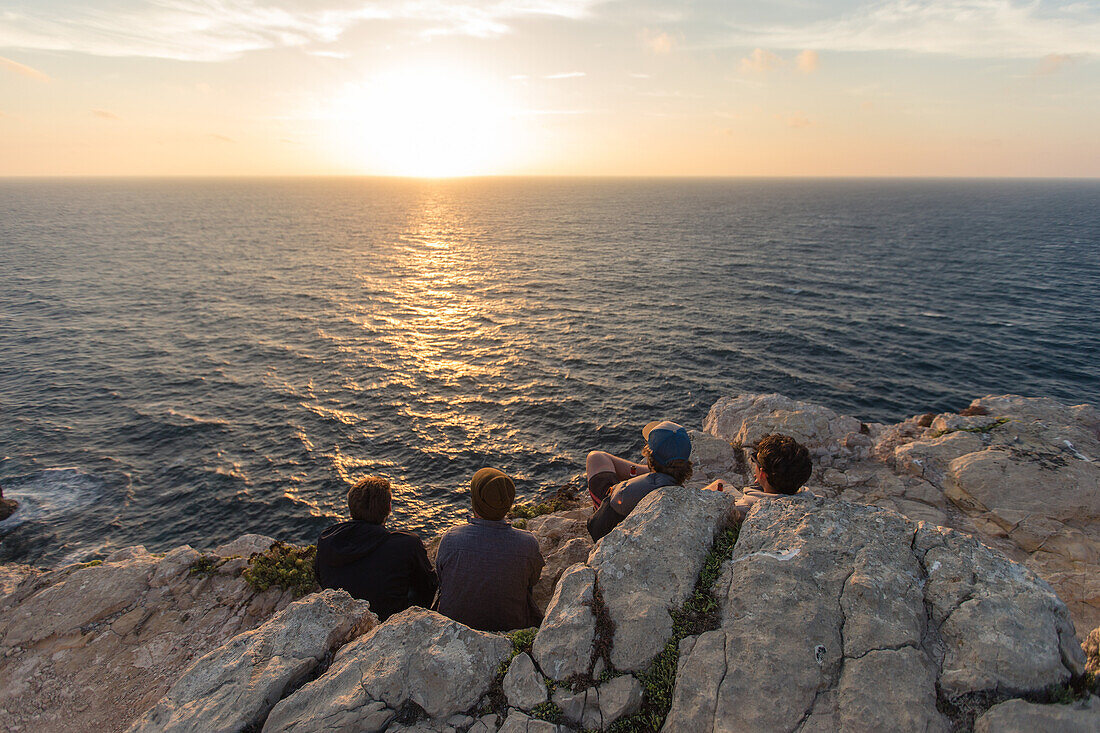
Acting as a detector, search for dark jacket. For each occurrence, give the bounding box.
[314,521,438,621]
[435,517,544,632]
[587,471,678,542]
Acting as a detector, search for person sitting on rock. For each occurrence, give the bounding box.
[314,475,438,622]
[734,433,814,519]
[585,420,694,542]
[435,468,545,632]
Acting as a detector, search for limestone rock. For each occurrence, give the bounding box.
[974,696,1100,733]
[213,533,277,558]
[686,429,744,488]
[129,589,376,733]
[526,511,594,614]
[0,537,297,733]
[665,496,1083,732]
[552,686,601,729]
[591,485,736,671]
[503,652,547,711]
[532,563,596,680]
[894,431,984,488]
[704,393,864,462]
[265,608,510,726]
[598,674,642,724]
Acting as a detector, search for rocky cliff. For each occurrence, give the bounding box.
[0,393,1098,733]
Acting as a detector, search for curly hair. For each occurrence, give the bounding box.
[754,434,812,494]
[642,445,694,485]
[347,475,392,523]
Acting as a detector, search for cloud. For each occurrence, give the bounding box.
[641,29,674,54]
[92,109,119,120]
[720,1,1100,58]
[740,48,782,73]
[543,71,585,79]
[0,1,604,62]
[208,133,235,143]
[1035,53,1074,75]
[795,49,819,73]
[0,55,50,81]
[628,72,650,78]
[788,113,811,128]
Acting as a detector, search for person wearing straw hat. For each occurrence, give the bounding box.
[585,420,694,542]
[435,467,545,631]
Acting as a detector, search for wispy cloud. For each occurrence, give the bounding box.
[0,55,50,81]
[1034,53,1075,75]
[544,71,586,79]
[641,29,674,55]
[796,50,819,73]
[92,109,119,120]
[208,133,235,143]
[788,113,811,128]
[740,48,781,73]
[0,1,604,62]
[721,1,1100,58]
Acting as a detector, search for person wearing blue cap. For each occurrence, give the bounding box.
[585,420,694,542]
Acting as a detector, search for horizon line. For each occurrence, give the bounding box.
[2,174,1099,182]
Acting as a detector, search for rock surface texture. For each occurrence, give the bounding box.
[974,696,1100,733]
[700,392,1100,641]
[129,589,376,733]
[664,495,1085,732]
[533,485,736,680]
[0,540,294,733]
[2,392,1098,732]
[263,608,511,730]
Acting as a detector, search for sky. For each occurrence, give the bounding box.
[1,0,1098,177]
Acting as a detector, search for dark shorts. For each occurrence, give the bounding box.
[588,471,619,507]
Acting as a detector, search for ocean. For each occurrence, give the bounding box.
[1,178,1098,565]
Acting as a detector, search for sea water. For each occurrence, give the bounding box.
[1,178,1097,564]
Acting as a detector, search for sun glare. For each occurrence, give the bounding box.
[329,67,521,177]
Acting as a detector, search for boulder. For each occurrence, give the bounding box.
[129,589,376,733]
[974,696,1100,733]
[0,537,297,733]
[502,652,547,710]
[552,686,601,729]
[264,608,510,727]
[704,393,864,463]
[664,496,1084,732]
[532,564,597,680]
[526,511,594,614]
[598,674,642,723]
[591,485,736,671]
[213,534,278,558]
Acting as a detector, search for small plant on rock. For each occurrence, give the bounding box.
[242,541,319,598]
[189,554,222,576]
[531,701,564,724]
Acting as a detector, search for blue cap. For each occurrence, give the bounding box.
[642,420,692,464]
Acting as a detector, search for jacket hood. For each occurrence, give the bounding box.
[317,521,391,567]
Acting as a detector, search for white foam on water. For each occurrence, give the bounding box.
[0,468,103,531]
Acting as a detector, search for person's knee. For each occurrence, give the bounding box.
[586,450,610,472]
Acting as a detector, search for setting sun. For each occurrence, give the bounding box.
[328,67,521,178]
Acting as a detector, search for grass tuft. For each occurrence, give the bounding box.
[608,522,741,733]
[530,701,564,723]
[189,554,223,576]
[241,541,319,598]
[76,559,103,569]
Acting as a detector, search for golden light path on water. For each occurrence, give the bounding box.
[286,187,538,527]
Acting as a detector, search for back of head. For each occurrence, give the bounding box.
[755,434,812,494]
[470,467,515,521]
[642,419,694,485]
[347,475,392,523]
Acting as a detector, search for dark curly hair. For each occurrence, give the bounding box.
[754,434,812,494]
[642,445,694,485]
[347,475,392,523]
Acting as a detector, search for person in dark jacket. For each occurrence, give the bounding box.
[585,420,694,542]
[314,475,438,621]
[435,468,544,632]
